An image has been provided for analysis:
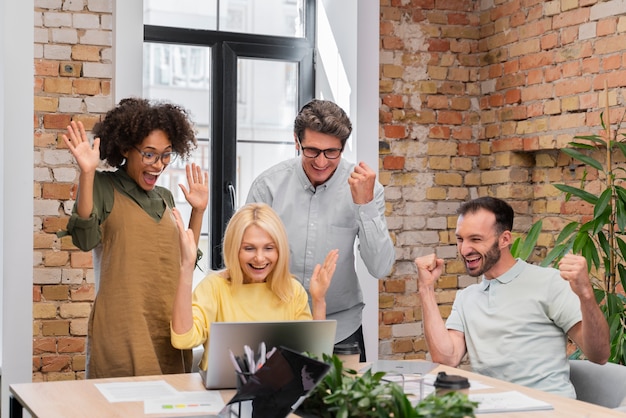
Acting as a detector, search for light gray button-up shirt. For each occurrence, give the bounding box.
[246,157,395,342]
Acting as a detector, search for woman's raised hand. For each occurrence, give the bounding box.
[172,207,198,275]
[62,121,100,174]
[179,163,209,212]
[309,249,339,301]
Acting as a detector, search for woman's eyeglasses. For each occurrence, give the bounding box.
[133,146,178,165]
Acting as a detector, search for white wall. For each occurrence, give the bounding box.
[316,0,380,360]
[1,0,35,415]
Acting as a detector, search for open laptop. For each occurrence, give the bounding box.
[201,320,337,389]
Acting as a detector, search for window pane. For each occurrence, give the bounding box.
[144,0,217,30]
[236,58,299,207]
[144,0,305,37]
[220,0,305,37]
[143,42,212,286]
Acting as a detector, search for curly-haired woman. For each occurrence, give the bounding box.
[63,97,208,378]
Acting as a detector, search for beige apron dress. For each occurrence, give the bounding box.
[87,188,192,378]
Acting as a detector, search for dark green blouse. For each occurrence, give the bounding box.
[66,168,175,251]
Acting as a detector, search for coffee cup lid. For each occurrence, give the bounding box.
[433,371,470,389]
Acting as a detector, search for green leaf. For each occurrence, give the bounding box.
[571,136,606,146]
[594,188,612,219]
[561,148,604,171]
[553,184,598,205]
[511,220,542,261]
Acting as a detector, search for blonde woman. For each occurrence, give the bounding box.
[171,203,338,371]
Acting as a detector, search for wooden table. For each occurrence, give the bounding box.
[9,363,626,417]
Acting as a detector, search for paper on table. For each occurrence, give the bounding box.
[95,380,178,403]
[144,390,225,414]
[470,390,553,413]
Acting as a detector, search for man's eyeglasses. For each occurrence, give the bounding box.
[133,146,178,165]
[297,138,343,159]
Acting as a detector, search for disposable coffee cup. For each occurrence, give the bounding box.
[333,342,361,372]
[433,371,470,396]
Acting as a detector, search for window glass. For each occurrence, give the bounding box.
[144,0,217,30]
[144,42,212,284]
[236,58,299,208]
[144,0,305,37]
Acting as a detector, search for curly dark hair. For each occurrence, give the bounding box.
[93,97,197,168]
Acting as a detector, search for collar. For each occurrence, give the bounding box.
[113,166,160,199]
[295,158,345,192]
[479,258,525,290]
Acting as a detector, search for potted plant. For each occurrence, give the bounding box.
[513,110,626,365]
[297,354,477,418]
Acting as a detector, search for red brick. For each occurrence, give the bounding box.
[427,95,449,109]
[430,126,450,139]
[382,310,404,325]
[70,252,93,269]
[383,156,405,170]
[42,217,69,234]
[458,143,479,156]
[382,94,404,108]
[428,39,450,52]
[505,89,521,104]
[41,354,71,372]
[43,114,72,130]
[42,183,74,200]
[492,137,523,152]
[602,55,621,71]
[437,110,463,125]
[35,60,59,76]
[553,8,590,30]
[451,126,472,141]
[554,77,591,97]
[523,137,539,151]
[57,337,85,353]
[382,36,404,50]
[383,125,407,139]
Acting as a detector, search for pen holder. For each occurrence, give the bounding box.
[236,370,254,390]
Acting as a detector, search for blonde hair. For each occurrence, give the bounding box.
[222,203,294,301]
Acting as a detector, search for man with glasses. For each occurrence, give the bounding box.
[247,99,394,361]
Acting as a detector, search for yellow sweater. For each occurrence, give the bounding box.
[171,273,312,370]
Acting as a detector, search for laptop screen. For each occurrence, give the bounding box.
[202,320,336,389]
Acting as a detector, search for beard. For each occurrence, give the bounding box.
[463,239,501,277]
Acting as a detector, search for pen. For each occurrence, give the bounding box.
[229,349,243,374]
[257,342,266,369]
[244,345,256,372]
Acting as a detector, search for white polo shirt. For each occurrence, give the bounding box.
[446,259,581,398]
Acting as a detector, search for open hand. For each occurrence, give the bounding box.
[62,121,100,173]
[172,207,198,272]
[309,249,339,301]
[179,163,209,212]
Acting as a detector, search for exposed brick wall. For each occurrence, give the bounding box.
[33,0,112,381]
[379,0,626,360]
[32,0,626,380]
